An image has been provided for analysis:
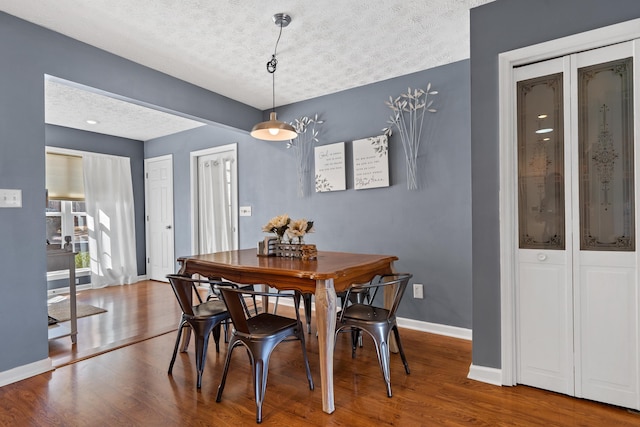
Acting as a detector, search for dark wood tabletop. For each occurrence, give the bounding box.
[177,249,398,294]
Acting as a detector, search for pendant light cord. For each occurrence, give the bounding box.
[266,22,284,111]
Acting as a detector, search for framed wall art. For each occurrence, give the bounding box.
[353,134,389,190]
[314,142,346,192]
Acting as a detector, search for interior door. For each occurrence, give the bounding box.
[515,56,574,395]
[515,41,640,409]
[145,155,175,281]
[572,42,639,409]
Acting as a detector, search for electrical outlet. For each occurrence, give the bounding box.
[239,206,252,216]
[413,283,423,299]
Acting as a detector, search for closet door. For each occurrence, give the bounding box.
[515,57,574,395]
[572,41,639,409]
[515,40,640,410]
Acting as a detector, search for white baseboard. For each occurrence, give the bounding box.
[47,283,92,296]
[0,358,53,387]
[467,363,503,386]
[276,298,472,341]
[47,276,150,296]
[396,317,472,341]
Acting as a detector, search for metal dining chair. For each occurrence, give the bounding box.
[335,273,413,397]
[166,274,233,389]
[215,287,314,424]
[273,291,313,334]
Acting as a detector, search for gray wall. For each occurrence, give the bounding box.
[1,6,473,378]
[145,124,248,259]
[45,124,147,286]
[147,60,472,328]
[0,11,259,374]
[470,0,640,369]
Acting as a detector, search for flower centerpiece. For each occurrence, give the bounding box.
[382,83,438,190]
[286,218,314,244]
[261,215,317,259]
[262,214,290,242]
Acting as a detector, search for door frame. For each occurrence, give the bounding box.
[189,143,238,254]
[144,154,174,281]
[499,18,640,386]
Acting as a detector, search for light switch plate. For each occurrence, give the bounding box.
[0,189,22,208]
[239,206,252,216]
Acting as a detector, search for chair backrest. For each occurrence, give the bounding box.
[343,273,413,320]
[218,287,252,334]
[382,273,412,319]
[167,274,198,316]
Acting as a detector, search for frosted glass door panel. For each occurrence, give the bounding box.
[518,73,565,249]
[578,57,634,251]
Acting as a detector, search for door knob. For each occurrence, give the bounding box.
[537,253,547,261]
[166,225,172,229]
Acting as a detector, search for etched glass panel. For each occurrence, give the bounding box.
[518,73,565,249]
[579,58,634,251]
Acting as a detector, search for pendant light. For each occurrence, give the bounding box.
[251,13,298,141]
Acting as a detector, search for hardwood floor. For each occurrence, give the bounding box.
[48,280,182,367]
[2,281,639,425]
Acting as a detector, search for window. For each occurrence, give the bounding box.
[46,200,90,269]
[46,150,89,272]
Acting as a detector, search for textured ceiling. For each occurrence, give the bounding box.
[2,0,495,140]
[45,78,206,141]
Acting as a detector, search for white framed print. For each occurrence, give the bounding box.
[353,135,389,190]
[314,142,346,192]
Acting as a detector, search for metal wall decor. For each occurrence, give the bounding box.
[287,114,324,197]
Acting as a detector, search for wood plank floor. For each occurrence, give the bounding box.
[48,280,182,367]
[2,280,639,426]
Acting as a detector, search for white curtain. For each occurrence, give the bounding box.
[198,157,233,253]
[83,154,138,288]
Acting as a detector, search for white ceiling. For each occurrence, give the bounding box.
[1,0,495,141]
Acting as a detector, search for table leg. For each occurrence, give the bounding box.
[315,278,337,414]
[69,253,77,344]
[261,284,269,313]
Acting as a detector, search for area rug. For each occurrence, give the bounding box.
[48,300,107,323]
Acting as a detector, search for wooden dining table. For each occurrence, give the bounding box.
[177,248,398,414]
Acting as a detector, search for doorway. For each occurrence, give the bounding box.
[190,144,238,254]
[500,24,640,411]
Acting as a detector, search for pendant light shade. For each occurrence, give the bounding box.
[251,112,297,141]
[252,13,297,141]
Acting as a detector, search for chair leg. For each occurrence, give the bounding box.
[350,328,359,358]
[223,319,230,343]
[212,323,222,353]
[168,321,186,374]
[303,293,312,334]
[393,325,410,374]
[217,338,241,402]
[251,339,285,423]
[254,356,270,424]
[297,329,315,390]
[194,332,210,389]
[181,326,192,352]
[370,327,393,397]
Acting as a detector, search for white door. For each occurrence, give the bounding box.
[190,144,238,254]
[515,41,640,409]
[145,155,175,281]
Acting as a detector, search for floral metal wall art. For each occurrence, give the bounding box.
[383,83,438,190]
[287,114,325,197]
